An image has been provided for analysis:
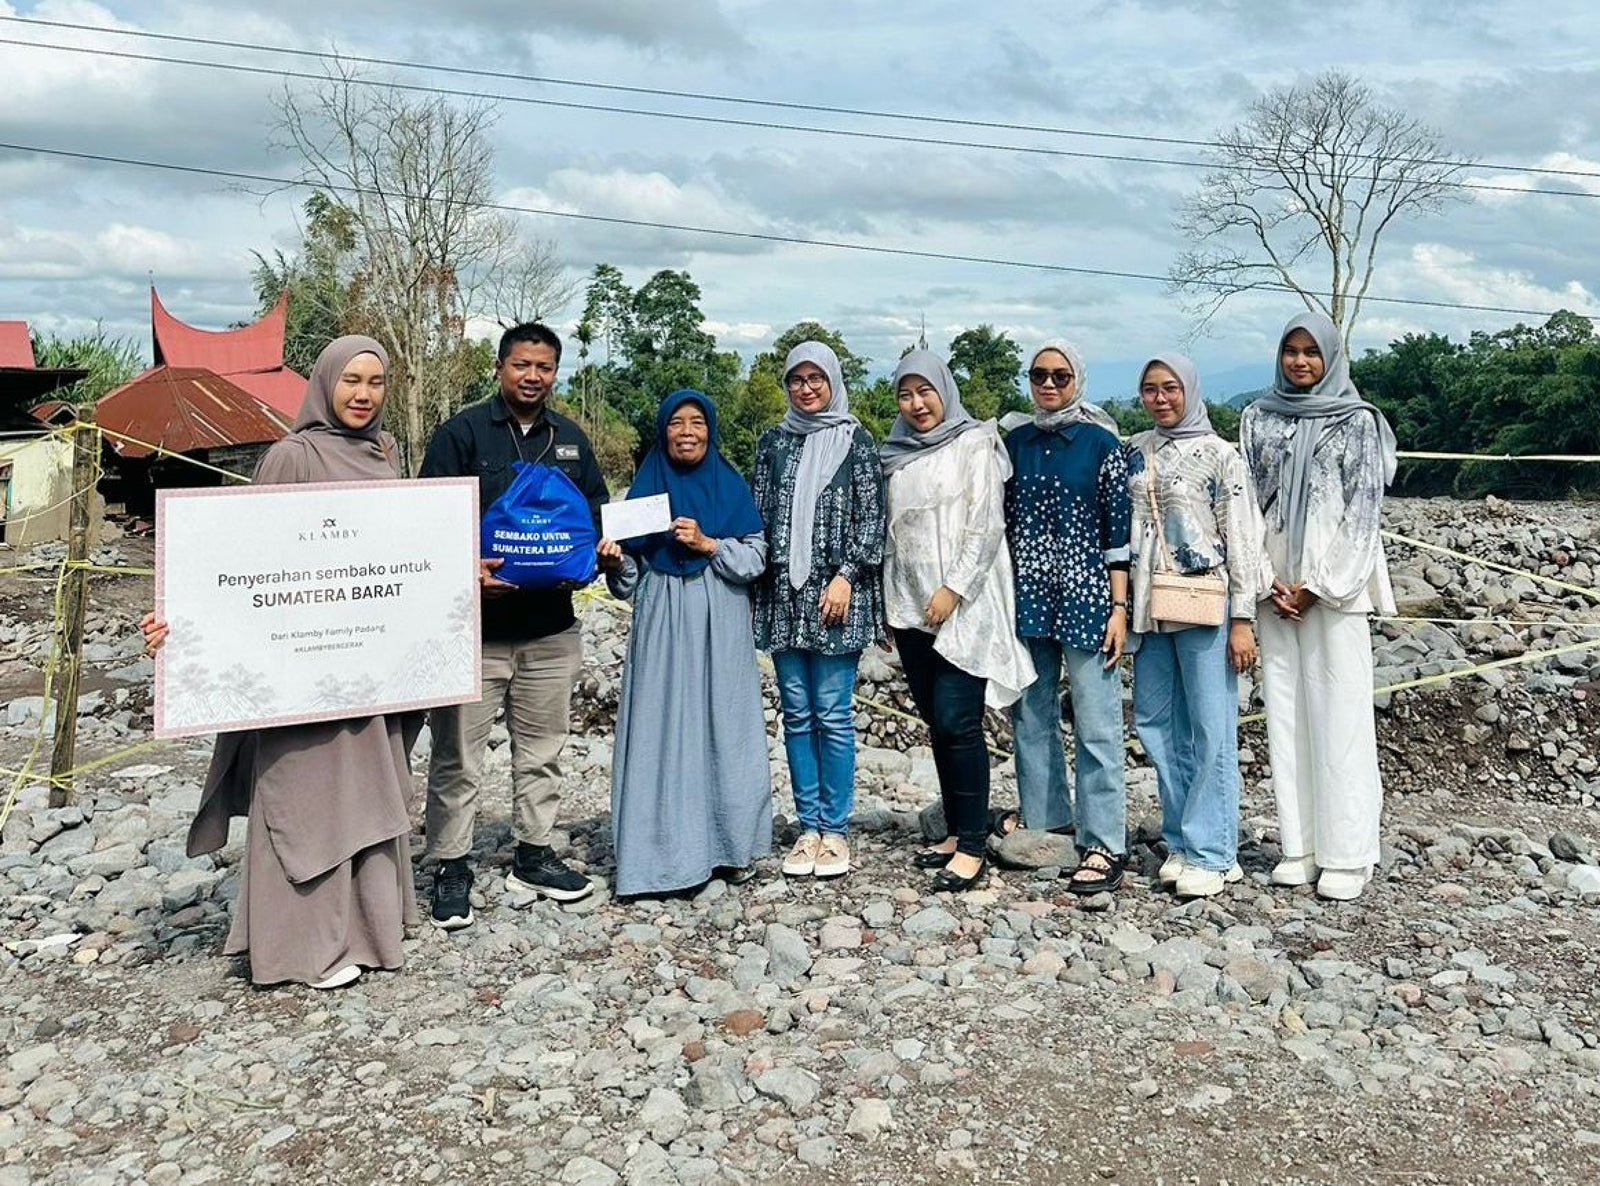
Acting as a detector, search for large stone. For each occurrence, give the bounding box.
[685,1056,745,1111]
[846,1098,894,1140]
[902,906,960,938]
[764,923,812,986]
[636,1087,688,1145]
[754,1066,821,1111]
[991,827,1076,870]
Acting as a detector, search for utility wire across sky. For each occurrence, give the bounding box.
[1,139,1590,321]
[4,14,1596,185]
[2,29,1598,202]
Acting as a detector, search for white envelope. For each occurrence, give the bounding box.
[601,493,673,541]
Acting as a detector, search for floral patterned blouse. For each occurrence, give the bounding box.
[1003,421,1132,654]
[1238,407,1395,615]
[1126,432,1263,634]
[751,425,887,654]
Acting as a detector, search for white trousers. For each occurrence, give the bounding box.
[1258,606,1382,870]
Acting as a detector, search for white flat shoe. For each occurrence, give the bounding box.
[1316,868,1370,901]
[1157,853,1185,885]
[1174,863,1243,899]
[1271,855,1320,886]
[310,964,361,990]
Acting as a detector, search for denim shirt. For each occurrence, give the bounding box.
[1003,421,1132,654]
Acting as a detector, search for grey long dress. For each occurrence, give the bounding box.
[608,533,772,896]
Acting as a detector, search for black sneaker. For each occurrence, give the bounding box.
[507,843,594,903]
[430,858,474,930]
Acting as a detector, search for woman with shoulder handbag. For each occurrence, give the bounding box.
[1127,353,1262,899]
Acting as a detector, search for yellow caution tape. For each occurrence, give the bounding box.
[1382,530,1600,605]
[94,425,254,484]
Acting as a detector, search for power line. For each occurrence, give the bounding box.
[3,33,1598,204]
[4,13,1595,184]
[1,139,1588,321]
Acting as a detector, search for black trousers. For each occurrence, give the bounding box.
[894,627,990,858]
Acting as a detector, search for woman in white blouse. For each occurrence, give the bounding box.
[1239,312,1396,902]
[1127,353,1260,899]
[880,350,1034,893]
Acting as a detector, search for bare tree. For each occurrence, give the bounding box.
[482,234,579,328]
[1170,71,1470,348]
[273,67,513,471]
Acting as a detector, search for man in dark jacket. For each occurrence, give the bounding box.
[420,322,608,929]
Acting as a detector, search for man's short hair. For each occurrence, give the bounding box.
[497,322,563,364]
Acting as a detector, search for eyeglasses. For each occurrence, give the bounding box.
[1028,367,1075,388]
[1139,382,1184,400]
[785,372,830,393]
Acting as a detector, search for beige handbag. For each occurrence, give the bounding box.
[1143,445,1227,628]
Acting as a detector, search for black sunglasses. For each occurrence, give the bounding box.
[1028,367,1075,388]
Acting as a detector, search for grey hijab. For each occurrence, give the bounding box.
[1029,340,1119,434]
[778,341,857,589]
[880,349,979,475]
[267,334,397,482]
[1252,310,1397,580]
[1142,352,1214,440]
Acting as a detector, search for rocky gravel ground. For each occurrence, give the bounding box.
[1,498,1599,1185]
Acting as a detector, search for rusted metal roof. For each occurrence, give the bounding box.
[150,287,307,417]
[98,366,292,457]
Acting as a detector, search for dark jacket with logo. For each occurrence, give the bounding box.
[420,395,608,643]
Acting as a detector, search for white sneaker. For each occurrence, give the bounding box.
[1157,853,1186,885]
[310,965,361,990]
[1174,863,1243,899]
[1271,855,1320,886]
[782,831,822,877]
[813,834,851,879]
[1316,867,1370,901]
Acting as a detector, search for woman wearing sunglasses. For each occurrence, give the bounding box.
[1001,341,1132,895]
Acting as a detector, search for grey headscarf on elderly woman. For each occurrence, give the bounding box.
[777,341,857,590]
[256,334,398,485]
[1142,351,1214,440]
[1029,339,1119,434]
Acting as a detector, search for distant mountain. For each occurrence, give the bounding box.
[1226,386,1271,409]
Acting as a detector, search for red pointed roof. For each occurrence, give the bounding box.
[98,366,292,458]
[149,287,306,417]
[0,321,36,368]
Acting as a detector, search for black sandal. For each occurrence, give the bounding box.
[1066,849,1125,895]
[987,808,1022,838]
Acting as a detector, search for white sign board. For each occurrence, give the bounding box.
[155,478,481,738]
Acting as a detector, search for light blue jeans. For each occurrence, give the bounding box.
[1132,623,1240,871]
[1010,636,1127,855]
[772,649,861,836]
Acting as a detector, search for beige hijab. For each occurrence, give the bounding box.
[257,335,398,483]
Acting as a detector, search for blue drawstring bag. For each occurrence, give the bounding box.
[481,461,598,588]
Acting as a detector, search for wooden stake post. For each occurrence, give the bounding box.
[49,417,97,807]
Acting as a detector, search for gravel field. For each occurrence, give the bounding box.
[1,497,1598,1186]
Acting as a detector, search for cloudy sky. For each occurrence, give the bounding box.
[1,0,1597,399]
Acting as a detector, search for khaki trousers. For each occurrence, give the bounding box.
[425,625,583,860]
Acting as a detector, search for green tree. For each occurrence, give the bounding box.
[29,325,142,404]
[854,376,899,441]
[251,192,360,377]
[948,325,1026,421]
[750,321,870,389]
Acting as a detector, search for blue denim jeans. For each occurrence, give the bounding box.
[1132,623,1240,871]
[773,648,862,836]
[1010,636,1127,855]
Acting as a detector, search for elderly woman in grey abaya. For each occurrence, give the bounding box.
[140,336,419,989]
[602,389,772,897]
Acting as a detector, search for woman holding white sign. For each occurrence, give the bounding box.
[601,389,772,897]
[141,335,419,988]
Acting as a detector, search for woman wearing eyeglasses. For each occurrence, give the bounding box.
[752,342,887,880]
[1126,353,1260,899]
[1000,341,1132,895]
